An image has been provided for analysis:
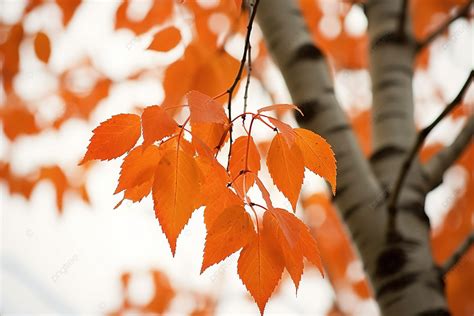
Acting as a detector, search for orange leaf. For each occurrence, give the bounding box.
[234,0,243,10]
[141,105,178,147]
[266,134,304,210]
[80,114,141,164]
[254,176,274,211]
[124,180,153,203]
[267,117,296,146]
[264,209,303,289]
[197,156,244,228]
[152,148,202,255]
[264,208,324,289]
[298,224,324,275]
[238,225,284,315]
[0,102,39,141]
[192,122,228,154]
[204,186,243,229]
[34,31,51,63]
[197,156,230,202]
[162,136,195,156]
[192,134,216,160]
[114,145,162,195]
[148,26,181,52]
[229,136,261,195]
[201,205,254,273]
[294,128,337,195]
[187,90,228,124]
[257,104,303,116]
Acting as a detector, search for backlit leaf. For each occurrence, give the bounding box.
[192,122,228,154]
[267,117,296,146]
[80,114,141,164]
[187,90,227,124]
[266,134,304,210]
[141,105,178,147]
[254,176,274,211]
[197,157,244,228]
[152,148,202,255]
[229,136,261,195]
[202,205,254,273]
[264,209,303,289]
[115,145,162,194]
[238,225,284,315]
[294,128,336,195]
[264,208,324,289]
[124,179,153,202]
[257,104,303,116]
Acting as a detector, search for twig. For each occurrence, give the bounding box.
[243,35,252,114]
[397,0,409,40]
[441,232,474,275]
[423,115,474,190]
[226,0,261,171]
[416,1,472,52]
[388,71,474,229]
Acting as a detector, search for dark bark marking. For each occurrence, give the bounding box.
[376,246,407,277]
[370,146,406,164]
[376,272,418,298]
[417,309,450,316]
[288,43,323,67]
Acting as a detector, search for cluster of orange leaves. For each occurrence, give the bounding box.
[0,161,88,213]
[80,88,336,314]
[109,269,216,316]
[1,0,472,315]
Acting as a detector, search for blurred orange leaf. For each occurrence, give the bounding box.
[34,31,51,63]
[148,26,181,52]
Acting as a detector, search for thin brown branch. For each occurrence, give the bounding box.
[397,0,409,39]
[243,38,252,114]
[416,1,472,52]
[226,0,260,170]
[441,232,474,275]
[423,115,474,190]
[388,70,474,229]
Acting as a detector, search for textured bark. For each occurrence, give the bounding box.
[256,0,454,315]
[366,0,417,189]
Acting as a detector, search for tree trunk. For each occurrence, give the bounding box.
[256,0,450,315]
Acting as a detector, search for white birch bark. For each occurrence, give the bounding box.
[256,1,451,315]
